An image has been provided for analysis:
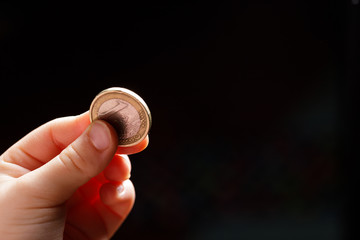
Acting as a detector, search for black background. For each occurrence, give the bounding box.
[0,1,357,239]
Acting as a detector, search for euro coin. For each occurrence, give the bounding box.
[90,87,151,147]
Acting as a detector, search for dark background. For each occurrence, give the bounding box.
[0,1,357,239]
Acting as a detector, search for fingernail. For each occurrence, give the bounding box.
[89,121,110,151]
[117,184,124,195]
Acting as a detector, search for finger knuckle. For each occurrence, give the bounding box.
[58,144,90,178]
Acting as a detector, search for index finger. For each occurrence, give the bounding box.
[116,135,149,155]
[1,112,91,171]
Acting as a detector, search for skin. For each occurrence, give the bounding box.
[0,112,148,240]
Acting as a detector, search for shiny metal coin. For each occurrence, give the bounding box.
[90,87,151,147]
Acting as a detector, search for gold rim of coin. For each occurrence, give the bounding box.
[90,87,151,147]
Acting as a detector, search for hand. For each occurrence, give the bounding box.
[0,112,148,240]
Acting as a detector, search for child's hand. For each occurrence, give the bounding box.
[0,112,148,240]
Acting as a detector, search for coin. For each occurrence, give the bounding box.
[90,87,151,147]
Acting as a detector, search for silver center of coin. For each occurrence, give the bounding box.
[97,98,141,139]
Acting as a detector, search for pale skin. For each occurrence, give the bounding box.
[0,112,149,240]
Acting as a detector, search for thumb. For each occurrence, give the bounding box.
[19,120,118,204]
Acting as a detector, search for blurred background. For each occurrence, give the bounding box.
[0,1,357,239]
